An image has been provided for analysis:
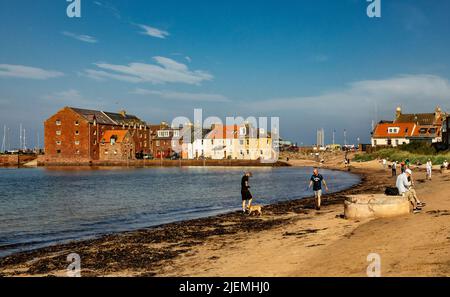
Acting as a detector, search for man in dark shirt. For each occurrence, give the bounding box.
[308,168,329,210]
[241,172,253,213]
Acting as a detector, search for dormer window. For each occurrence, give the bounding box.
[56,120,61,126]
[388,127,400,134]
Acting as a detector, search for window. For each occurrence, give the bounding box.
[157,130,170,138]
[56,141,61,145]
[388,127,400,134]
[56,131,61,136]
[93,140,97,145]
[104,149,109,155]
[246,139,250,145]
[56,149,61,154]
[156,140,160,147]
[74,121,79,126]
[114,150,117,155]
[239,127,246,136]
[75,150,80,155]
[93,130,97,136]
[173,130,180,138]
[75,141,80,146]
[239,140,244,145]
[246,149,250,154]
[75,130,79,135]
[56,120,61,126]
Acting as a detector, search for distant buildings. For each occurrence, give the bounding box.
[149,122,181,159]
[444,116,450,147]
[43,107,277,163]
[316,128,325,148]
[43,107,150,163]
[371,106,447,147]
[181,124,275,161]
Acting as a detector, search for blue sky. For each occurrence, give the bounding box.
[1,0,450,148]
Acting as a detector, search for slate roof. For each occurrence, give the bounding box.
[69,107,146,126]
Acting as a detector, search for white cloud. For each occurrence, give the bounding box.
[94,1,121,19]
[84,56,213,85]
[246,74,450,115]
[131,88,230,102]
[62,31,98,43]
[0,64,64,80]
[137,24,169,39]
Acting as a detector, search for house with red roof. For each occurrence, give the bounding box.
[371,106,447,147]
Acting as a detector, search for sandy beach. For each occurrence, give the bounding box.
[0,157,449,277]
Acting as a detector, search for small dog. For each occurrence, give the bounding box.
[247,205,262,216]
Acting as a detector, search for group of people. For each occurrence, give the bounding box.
[387,159,412,177]
[241,168,329,213]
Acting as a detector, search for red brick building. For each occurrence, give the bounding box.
[43,107,150,163]
[149,122,181,159]
[99,130,135,161]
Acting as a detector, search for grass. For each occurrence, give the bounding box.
[354,147,450,165]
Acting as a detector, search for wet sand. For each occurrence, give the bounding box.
[0,158,449,277]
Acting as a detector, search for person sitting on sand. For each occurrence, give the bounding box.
[396,169,424,212]
[442,160,448,170]
[241,172,253,213]
[308,168,329,211]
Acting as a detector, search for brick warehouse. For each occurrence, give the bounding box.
[43,107,150,164]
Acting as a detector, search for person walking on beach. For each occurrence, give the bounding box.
[426,159,433,180]
[241,172,253,213]
[392,161,397,177]
[308,168,329,210]
[396,169,424,213]
[382,158,387,169]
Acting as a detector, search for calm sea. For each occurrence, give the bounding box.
[0,166,359,257]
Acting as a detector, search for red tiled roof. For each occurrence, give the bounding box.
[205,125,239,139]
[410,125,441,138]
[101,130,129,143]
[372,123,416,138]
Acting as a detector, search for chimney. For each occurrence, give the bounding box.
[395,106,402,119]
[119,110,127,117]
[435,106,442,116]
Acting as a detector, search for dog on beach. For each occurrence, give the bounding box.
[247,205,262,216]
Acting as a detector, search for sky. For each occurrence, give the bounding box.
[1,0,450,148]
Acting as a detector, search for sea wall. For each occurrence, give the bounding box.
[0,155,37,167]
[38,158,290,167]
